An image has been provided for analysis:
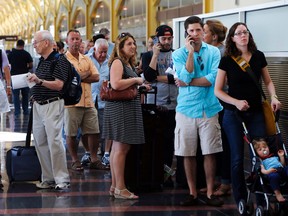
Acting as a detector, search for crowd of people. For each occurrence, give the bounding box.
[0,17,284,213]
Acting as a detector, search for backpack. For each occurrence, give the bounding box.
[52,53,82,105]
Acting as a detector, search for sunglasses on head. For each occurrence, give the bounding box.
[118,32,132,39]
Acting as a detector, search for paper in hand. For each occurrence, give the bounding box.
[11,72,36,89]
[165,67,177,78]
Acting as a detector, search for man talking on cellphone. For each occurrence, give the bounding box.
[141,25,178,187]
[172,16,223,207]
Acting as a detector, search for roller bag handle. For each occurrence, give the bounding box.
[25,105,33,147]
[139,86,157,112]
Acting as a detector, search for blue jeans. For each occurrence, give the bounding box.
[12,87,30,115]
[222,109,266,205]
[266,166,288,191]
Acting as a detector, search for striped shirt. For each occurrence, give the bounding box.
[31,51,69,101]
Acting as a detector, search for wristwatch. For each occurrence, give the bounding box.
[39,79,44,86]
[271,94,278,100]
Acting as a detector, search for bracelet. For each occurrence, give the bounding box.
[6,86,12,89]
[271,94,278,100]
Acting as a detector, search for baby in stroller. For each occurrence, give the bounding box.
[253,138,288,203]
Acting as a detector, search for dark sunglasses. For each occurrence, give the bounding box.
[197,56,204,71]
[118,32,132,39]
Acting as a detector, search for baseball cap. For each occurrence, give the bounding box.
[156,25,173,37]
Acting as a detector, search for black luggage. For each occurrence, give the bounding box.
[125,87,164,192]
[6,107,41,183]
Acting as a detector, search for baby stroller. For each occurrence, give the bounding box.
[237,111,288,216]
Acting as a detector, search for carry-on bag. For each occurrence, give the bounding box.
[6,107,41,183]
[125,87,164,192]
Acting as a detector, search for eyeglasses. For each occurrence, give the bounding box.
[118,32,132,39]
[234,30,249,37]
[197,56,204,71]
[33,39,46,45]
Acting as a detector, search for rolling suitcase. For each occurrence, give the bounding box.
[125,87,164,192]
[6,107,41,183]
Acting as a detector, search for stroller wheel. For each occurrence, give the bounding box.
[238,199,246,215]
[255,206,265,216]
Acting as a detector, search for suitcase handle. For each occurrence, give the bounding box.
[140,86,157,105]
[25,105,33,147]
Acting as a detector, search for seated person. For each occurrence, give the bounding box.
[253,138,288,203]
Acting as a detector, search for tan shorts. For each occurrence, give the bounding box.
[64,107,99,136]
[174,112,222,156]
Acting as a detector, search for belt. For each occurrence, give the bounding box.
[36,97,61,105]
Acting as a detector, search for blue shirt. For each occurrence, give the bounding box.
[172,42,222,118]
[88,42,114,56]
[88,53,110,109]
[262,156,283,170]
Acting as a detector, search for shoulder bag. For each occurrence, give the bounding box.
[100,80,138,101]
[100,60,138,101]
[232,56,277,136]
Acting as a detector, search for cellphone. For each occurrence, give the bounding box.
[153,36,159,45]
[184,31,188,38]
[185,32,194,46]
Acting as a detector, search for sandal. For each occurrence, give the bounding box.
[89,160,110,170]
[213,184,231,196]
[114,188,139,200]
[109,186,115,196]
[71,160,83,171]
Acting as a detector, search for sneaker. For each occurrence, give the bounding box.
[55,182,70,190]
[201,195,224,207]
[81,153,91,166]
[90,160,110,170]
[36,181,56,189]
[179,195,198,206]
[101,154,110,166]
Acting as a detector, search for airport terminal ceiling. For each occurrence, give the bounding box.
[0,0,198,37]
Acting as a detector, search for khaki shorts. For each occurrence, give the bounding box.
[174,112,222,156]
[64,107,99,136]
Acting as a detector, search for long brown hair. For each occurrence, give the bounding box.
[225,22,257,57]
[108,32,137,67]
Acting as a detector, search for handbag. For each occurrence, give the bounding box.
[232,56,277,136]
[100,80,138,101]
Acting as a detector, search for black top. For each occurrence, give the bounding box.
[218,50,267,112]
[31,51,69,101]
[8,48,33,75]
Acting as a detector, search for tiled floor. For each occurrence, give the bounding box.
[1,109,242,216]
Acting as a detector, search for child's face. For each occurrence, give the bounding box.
[256,143,270,158]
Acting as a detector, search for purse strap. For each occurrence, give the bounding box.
[231,56,267,100]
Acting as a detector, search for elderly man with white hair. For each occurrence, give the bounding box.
[27,30,70,190]
[88,38,112,166]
